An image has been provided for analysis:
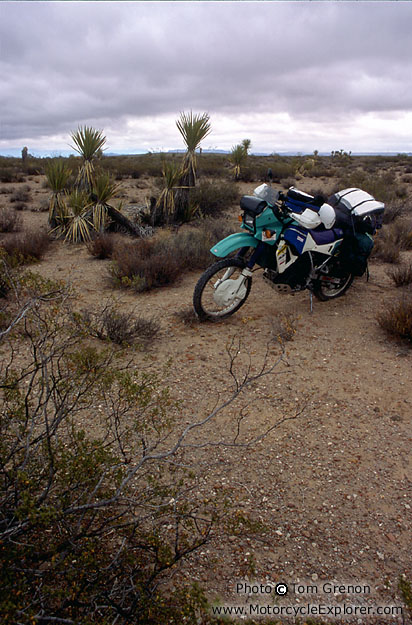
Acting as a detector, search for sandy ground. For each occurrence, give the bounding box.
[1,174,411,621]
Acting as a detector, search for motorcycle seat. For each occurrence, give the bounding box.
[310,227,343,245]
[240,195,267,215]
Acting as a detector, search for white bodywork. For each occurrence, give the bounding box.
[277,232,341,274]
[290,208,322,229]
[334,188,384,217]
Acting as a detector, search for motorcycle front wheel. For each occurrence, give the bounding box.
[313,266,354,301]
[193,258,252,321]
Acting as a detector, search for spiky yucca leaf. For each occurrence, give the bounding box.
[229,144,248,180]
[176,111,211,152]
[45,160,72,193]
[46,160,72,227]
[93,173,120,204]
[71,126,106,161]
[66,189,92,216]
[71,126,106,192]
[241,138,251,154]
[90,173,120,232]
[176,111,211,186]
[56,190,95,243]
[64,215,95,243]
[49,194,68,228]
[92,203,109,233]
[156,161,183,218]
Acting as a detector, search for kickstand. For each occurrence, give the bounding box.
[309,291,313,314]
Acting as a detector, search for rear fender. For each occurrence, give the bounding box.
[210,232,258,258]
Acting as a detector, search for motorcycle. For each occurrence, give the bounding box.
[193,172,385,321]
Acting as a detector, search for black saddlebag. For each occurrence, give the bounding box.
[328,188,385,234]
[339,232,374,277]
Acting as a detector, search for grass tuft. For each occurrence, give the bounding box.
[377,297,412,344]
[387,263,412,287]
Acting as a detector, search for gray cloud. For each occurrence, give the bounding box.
[1,1,411,152]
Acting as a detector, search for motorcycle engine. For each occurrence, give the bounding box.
[263,253,311,292]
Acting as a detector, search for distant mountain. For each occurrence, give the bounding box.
[0,148,410,158]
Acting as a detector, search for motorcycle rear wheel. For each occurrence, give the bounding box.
[193,258,252,321]
[313,266,354,301]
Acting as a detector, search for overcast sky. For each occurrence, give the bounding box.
[1,1,412,156]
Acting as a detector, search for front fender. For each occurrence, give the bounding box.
[210,232,258,258]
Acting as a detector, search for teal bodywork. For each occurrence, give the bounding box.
[210,205,293,259]
[210,232,259,257]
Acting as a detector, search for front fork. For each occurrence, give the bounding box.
[215,241,265,293]
[216,265,253,290]
[236,241,267,269]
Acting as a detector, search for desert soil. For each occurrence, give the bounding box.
[1,174,411,620]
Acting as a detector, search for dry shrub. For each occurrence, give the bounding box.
[377,297,412,344]
[87,232,117,259]
[383,201,406,224]
[99,308,160,345]
[0,228,51,263]
[111,239,182,291]
[372,219,412,263]
[387,263,412,287]
[77,303,160,346]
[388,219,412,250]
[109,219,235,292]
[372,238,401,264]
[161,228,214,270]
[0,207,23,233]
[10,186,31,204]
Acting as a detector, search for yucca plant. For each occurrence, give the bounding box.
[176,111,211,187]
[175,111,211,221]
[45,160,71,228]
[47,126,143,242]
[154,161,183,225]
[62,190,94,243]
[229,144,248,180]
[92,173,120,232]
[71,126,106,192]
[242,138,251,155]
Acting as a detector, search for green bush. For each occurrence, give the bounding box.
[0,272,213,623]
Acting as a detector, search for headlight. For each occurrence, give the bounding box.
[243,212,255,230]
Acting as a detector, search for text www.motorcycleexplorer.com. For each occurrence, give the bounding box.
[210,581,404,622]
